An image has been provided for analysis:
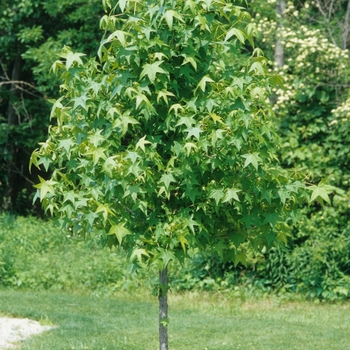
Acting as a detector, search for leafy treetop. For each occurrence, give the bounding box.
[31,0,308,269]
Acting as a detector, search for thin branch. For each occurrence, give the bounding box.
[315,0,327,19]
[0,80,38,90]
[12,167,36,185]
[328,0,335,20]
[0,80,44,98]
[315,0,338,46]
[0,59,10,80]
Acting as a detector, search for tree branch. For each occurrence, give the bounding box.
[0,80,44,98]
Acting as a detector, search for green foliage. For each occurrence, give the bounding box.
[231,1,350,301]
[31,0,307,271]
[1,214,349,301]
[0,214,142,292]
[0,0,104,213]
[253,205,350,301]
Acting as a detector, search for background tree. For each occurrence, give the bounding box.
[31,0,309,347]
[274,0,286,68]
[244,0,350,299]
[0,0,103,214]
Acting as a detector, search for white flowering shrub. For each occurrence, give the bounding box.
[248,0,350,300]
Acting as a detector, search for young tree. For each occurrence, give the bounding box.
[31,0,307,348]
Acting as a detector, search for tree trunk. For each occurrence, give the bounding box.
[4,51,22,211]
[274,0,286,68]
[342,0,350,50]
[159,266,168,350]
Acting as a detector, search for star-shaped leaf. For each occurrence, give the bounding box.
[72,94,90,111]
[140,61,166,83]
[241,152,262,170]
[125,151,141,164]
[309,184,334,205]
[33,176,58,201]
[195,75,215,92]
[136,136,151,152]
[65,51,85,69]
[263,212,281,226]
[130,248,150,265]
[109,222,131,244]
[223,188,241,203]
[185,126,203,140]
[160,173,176,189]
[209,189,225,205]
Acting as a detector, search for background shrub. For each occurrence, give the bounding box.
[0,214,144,294]
[1,214,350,300]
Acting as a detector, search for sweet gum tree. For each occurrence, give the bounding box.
[31,0,308,348]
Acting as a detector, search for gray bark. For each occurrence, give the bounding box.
[342,0,350,49]
[274,0,286,68]
[159,266,168,350]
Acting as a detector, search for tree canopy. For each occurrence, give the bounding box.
[31,0,307,269]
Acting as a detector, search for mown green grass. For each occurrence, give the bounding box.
[0,289,349,350]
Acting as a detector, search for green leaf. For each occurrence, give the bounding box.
[125,151,141,164]
[164,9,184,29]
[234,252,247,267]
[130,248,150,265]
[185,126,203,140]
[195,75,214,93]
[63,191,76,205]
[157,90,175,104]
[223,188,241,203]
[109,222,131,244]
[140,61,166,83]
[160,173,176,189]
[37,157,52,172]
[183,216,199,234]
[241,152,262,170]
[169,103,185,115]
[209,189,225,205]
[33,176,58,201]
[156,249,176,267]
[309,185,333,205]
[209,113,224,125]
[249,61,265,76]
[88,131,105,147]
[105,30,131,47]
[117,0,127,12]
[263,212,281,226]
[135,136,151,152]
[225,28,245,44]
[95,202,114,221]
[65,50,85,69]
[88,148,107,165]
[73,94,90,111]
[181,55,197,71]
[184,142,197,155]
[164,10,174,29]
[184,187,201,203]
[268,74,284,88]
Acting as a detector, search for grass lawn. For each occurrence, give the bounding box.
[0,289,349,350]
